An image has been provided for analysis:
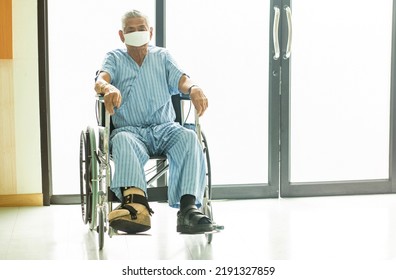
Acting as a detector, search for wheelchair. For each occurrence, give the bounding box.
[79,93,222,250]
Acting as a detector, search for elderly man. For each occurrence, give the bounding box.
[94,10,213,234]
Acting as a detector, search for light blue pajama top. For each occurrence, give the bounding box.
[101,45,185,128]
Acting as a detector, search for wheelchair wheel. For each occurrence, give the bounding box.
[203,195,213,244]
[98,207,105,250]
[80,128,99,230]
[201,131,214,243]
[80,130,92,225]
[201,132,212,199]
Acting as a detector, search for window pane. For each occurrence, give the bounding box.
[290,0,392,182]
[167,0,270,185]
[48,0,155,194]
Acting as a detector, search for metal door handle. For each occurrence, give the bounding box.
[284,6,292,59]
[273,6,280,60]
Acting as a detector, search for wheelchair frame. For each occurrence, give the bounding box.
[79,94,220,250]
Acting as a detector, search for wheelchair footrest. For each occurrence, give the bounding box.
[213,224,224,231]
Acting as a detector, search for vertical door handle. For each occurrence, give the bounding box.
[284,6,292,59]
[273,6,280,60]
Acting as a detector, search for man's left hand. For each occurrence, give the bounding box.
[190,87,208,117]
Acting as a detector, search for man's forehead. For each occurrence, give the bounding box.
[124,17,148,27]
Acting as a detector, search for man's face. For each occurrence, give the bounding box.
[119,17,153,48]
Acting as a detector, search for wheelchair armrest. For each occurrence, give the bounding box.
[179,93,191,100]
[96,93,196,129]
[96,94,104,102]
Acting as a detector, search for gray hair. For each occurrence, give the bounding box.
[121,10,151,30]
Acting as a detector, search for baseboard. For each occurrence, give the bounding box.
[0,193,43,207]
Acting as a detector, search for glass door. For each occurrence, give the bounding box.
[166,0,279,199]
[280,0,396,196]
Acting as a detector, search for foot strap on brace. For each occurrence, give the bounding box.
[122,194,154,218]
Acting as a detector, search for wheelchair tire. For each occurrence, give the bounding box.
[201,132,212,199]
[98,207,105,250]
[201,131,214,243]
[80,130,92,225]
[203,199,213,244]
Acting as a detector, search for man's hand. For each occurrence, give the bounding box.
[190,86,208,117]
[103,86,122,115]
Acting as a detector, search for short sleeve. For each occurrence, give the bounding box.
[165,50,186,95]
[100,51,118,84]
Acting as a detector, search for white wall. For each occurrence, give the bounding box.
[12,0,42,194]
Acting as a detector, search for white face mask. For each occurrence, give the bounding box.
[123,31,150,47]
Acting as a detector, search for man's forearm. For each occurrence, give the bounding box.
[178,74,198,95]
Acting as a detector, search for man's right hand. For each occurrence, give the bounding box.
[95,71,121,115]
[103,86,122,115]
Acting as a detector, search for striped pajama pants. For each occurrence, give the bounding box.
[109,122,206,208]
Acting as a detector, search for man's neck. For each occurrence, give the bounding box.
[128,46,148,66]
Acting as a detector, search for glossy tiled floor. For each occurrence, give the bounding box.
[1,194,396,260]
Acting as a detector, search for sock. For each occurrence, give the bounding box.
[180,194,196,210]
